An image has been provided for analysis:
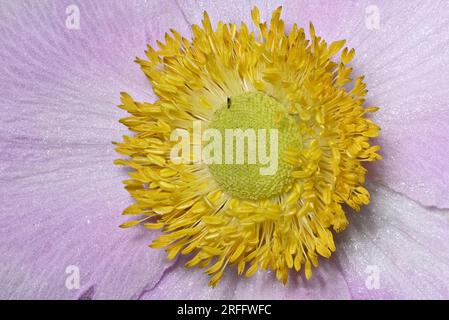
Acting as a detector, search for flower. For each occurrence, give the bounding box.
[115,6,380,287]
[1,0,449,299]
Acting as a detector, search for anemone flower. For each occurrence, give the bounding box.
[1,0,449,300]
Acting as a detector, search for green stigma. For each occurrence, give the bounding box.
[207,92,302,200]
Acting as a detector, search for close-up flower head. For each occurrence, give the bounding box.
[1,0,449,302]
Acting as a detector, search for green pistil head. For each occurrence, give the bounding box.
[207,92,301,200]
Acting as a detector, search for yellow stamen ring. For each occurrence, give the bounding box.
[115,6,381,287]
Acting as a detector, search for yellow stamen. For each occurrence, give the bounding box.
[115,6,381,287]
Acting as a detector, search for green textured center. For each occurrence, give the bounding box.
[207,92,301,200]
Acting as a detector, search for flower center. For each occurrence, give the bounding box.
[207,92,302,200]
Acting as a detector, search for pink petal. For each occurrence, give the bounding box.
[174,0,257,27]
[356,1,449,208]
[0,0,189,299]
[302,0,449,208]
[336,183,449,299]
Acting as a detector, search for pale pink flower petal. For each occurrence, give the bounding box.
[0,0,189,299]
